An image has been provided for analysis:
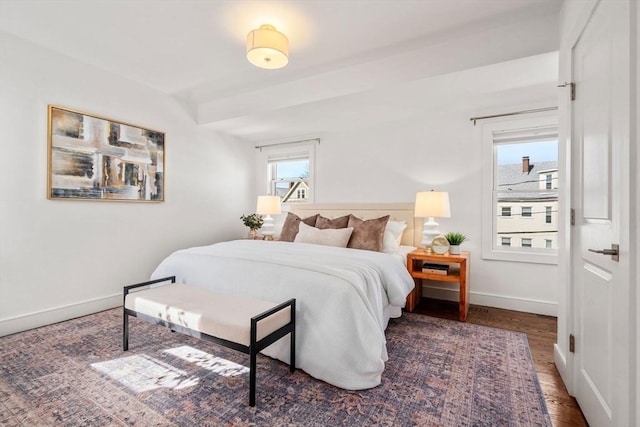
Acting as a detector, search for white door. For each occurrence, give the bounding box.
[571,1,632,426]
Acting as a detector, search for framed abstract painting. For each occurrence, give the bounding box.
[47,105,164,201]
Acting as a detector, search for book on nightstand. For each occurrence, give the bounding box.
[422,263,449,275]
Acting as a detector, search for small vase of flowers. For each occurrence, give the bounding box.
[444,232,467,255]
[241,213,264,239]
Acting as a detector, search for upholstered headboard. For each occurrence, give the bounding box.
[289,203,420,247]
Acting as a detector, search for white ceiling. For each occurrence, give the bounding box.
[0,0,562,142]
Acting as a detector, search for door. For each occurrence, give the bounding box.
[571,0,631,426]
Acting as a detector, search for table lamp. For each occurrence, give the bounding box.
[414,190,451,252]
[256,195,281,240]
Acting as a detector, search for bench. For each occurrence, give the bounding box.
[122,276,296,406]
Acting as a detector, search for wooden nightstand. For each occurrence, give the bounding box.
[406,250,470,321]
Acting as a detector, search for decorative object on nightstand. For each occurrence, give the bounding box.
[241,213,264,239]
[444,232,467,255]
[430,235,450,254]
[414,190,451,252]
[421,262,449,275]
[256,195,282,240]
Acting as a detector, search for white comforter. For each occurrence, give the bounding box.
[150,239,414,389]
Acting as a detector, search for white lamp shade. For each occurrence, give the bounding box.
[246,24,289,69]
[256,195,282,215]
[414,191,451,218]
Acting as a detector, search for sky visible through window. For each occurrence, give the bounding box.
[276,160,309,179]
[497,140,557,165]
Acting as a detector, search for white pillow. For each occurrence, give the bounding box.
[382,220,407,253]
[294,222,354,248]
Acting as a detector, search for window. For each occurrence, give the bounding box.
[545,239,553,249]
[269,158,310,202]
[256,139,316,204]
[481,113,558,264]
[545,206,552,224]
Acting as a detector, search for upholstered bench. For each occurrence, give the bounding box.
[123,276,296,406]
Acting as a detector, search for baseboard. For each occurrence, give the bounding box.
[0,293,121,337]
[422,285,558,316]
[553,344,572,395]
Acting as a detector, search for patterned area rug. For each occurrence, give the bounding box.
[0,308,550,426]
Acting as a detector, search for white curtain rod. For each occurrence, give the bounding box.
[255,138,320,150]
[469,107,558,126]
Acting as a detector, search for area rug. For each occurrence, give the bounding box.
[0,308,550,426]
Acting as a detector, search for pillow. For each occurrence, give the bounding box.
[315,214,350,229]
[279,213,318,242]
[347,215,390,252]
[294,222,353,248]
[383,220,408,253]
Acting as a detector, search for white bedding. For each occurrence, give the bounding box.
[150,239,414,390]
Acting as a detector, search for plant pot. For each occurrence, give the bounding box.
[449,245,461,255]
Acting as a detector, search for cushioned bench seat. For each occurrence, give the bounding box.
[122,276,295,406]
[124,283,292,346]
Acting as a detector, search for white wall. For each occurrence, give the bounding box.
[0,32,254,336]
[634,0,639,422]
[313,109,559,315]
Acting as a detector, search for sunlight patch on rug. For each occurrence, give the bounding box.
[164,345,249,377]
[91,354,199,393]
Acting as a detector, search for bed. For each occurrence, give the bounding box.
[150,203,419,390]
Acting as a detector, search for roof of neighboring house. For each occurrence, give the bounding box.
[497,160,558,201]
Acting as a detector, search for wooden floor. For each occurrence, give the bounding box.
[413,299,588,426]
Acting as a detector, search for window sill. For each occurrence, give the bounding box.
[481,248,558,265]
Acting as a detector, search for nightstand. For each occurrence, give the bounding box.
[406,250,470,321]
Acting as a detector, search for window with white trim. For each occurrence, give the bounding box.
[481,113,558,264]
[256,139,316,204]
[545,206,553,224]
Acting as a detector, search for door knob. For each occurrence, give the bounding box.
[588,244,619,262]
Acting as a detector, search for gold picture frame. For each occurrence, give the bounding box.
[47,105,164,201]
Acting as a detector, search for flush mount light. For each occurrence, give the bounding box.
[246,24,289,69]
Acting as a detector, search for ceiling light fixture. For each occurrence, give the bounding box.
[246,24,289,69]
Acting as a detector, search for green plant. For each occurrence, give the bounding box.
[444,232,467,245]
[240,213,264,230]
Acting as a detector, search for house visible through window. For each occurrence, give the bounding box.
[481,113,559,264]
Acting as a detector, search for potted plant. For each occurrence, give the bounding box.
[241,213,264,239]
[444,232,467,255]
